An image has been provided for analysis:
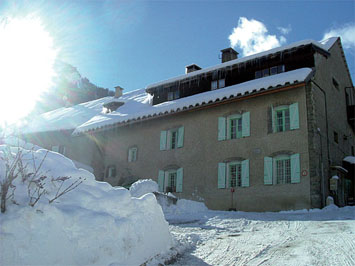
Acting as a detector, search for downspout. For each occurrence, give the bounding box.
[311,80,330,208]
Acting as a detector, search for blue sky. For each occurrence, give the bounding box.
[1,0,355,93]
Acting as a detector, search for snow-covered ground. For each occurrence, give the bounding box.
[0,143,172,266]
[166,204,355,266]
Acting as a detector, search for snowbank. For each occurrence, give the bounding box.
[130,179,158,198]
[0,144,173,265]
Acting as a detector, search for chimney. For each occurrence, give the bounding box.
[114,86,124,98]
[221,48,238,63]
[185,64,202,74]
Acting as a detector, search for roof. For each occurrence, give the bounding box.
[146,39,333,90]
[72,67,313,135]
[23,96,123,133]
[24,37,339,136]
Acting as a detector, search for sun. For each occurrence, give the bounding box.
[0,16,57,126]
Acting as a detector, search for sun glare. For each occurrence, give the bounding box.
[0,16,57,126]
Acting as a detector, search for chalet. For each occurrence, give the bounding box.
[23,37,355,211]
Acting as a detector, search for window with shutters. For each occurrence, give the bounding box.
[128,147,138,162]
[160,126,184,150]
[264,153,300,185]
[269,103,299,133]
[218,112,250,141]
[158,168,183,193]
[218,160,249,188]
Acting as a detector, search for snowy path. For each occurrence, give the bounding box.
[168,206,355,266]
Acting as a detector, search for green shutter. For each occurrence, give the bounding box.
[177,126,184,148]
[289,103,299,130]
[160,131,167,150]
[242,112,250,137]
[291,153,300,183]
[264,157,273,185]
[218,117,226,141]
[218,163,226,188]
[158,170,165,192]
[271,105,275,133]
[241,159,250,187]
[176,168,183,192]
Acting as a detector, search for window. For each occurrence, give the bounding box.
[106,165,117,178]
[334,131,339,144]
[228,115,243,139]
[168,90,180,101]
[275,106,290,132]
[160,126,184,150]
[264,153,300,185]
[332,78,339,90]
[218,160,249,188]
[218,112,250,141]
[274,155,291,184]
[128,147,138,162]
[52,145,66,155]
[158,168,183,192]
[211,79,225,90]
[270,103,299,133]
[255,65,285,79]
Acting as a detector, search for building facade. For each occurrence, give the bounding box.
[24,37,355,211]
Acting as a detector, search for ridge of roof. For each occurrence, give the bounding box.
[146,39,328,90]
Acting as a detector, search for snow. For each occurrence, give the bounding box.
[319,37,338,50]
[343,156,355,164]
[0,143,173,265]
[130,179,158,198]
[164,201,355,266]
[22,96,123,134]
[146,39,329,89]
[74,68,313,134]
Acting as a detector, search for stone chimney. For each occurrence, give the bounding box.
[185,64,202,74]
[221,48,238,63]
[114,86,124,98]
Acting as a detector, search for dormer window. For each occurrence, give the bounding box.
[168,90,180,101]
[255,65,285,79]
[103,101,124,113]
[211,79,225,90]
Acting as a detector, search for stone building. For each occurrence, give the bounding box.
[23,37,355,211]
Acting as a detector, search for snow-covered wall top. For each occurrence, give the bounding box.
[146,38,335,90]
[73,68,313,134]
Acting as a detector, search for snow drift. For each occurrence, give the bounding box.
[0,144,173,265]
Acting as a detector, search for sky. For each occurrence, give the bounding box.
[1,0,354,94]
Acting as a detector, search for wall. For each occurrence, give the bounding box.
[101,85,311,212]
[309,39,355,207]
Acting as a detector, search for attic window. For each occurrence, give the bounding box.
[103,101,124,113]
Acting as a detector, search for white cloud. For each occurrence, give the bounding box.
[229,17,287,56]
[323,23,355,49]
[277,25,292,35]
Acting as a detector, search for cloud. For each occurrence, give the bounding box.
[277,25,292,35]
[323,23,355,49]
[229,17,287,56]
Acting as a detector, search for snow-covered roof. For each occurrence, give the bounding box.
[146,39,331,90]
[23,97,123,134]
[343,156,355,164]
[73,68,313,134]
